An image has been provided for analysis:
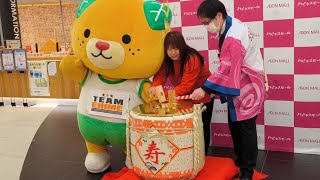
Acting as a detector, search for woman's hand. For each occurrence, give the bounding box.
[191,88,206,100]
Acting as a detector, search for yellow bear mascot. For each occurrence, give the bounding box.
[60,0,171,173]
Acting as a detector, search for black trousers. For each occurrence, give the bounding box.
[202,98,214,156]
[228,111,258,178]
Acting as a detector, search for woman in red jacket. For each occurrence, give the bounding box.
[149,31,214,155]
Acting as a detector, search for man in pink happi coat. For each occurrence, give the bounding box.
[192,1,268,180]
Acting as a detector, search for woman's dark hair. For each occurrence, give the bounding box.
[197,0,227,19]
[163,31,204,77]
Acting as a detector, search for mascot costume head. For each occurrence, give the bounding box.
[60,0,171,173]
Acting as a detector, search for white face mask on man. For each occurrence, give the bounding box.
[205,21,220,34]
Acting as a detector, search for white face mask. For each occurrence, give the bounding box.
[205,21,220,34]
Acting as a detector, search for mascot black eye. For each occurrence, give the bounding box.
[122,34,131,44]
[84,29,90,38]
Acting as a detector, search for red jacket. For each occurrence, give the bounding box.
[152,54,212,103]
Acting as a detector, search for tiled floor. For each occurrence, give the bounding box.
[0,105,56,180]
[4,105,319,180]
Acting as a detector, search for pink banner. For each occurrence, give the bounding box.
[163,0,320,155]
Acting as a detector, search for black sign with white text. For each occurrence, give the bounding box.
[0,0,22,47]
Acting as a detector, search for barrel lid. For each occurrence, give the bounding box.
[131,100,194,117]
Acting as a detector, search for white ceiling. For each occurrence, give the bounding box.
[18,0,81,5]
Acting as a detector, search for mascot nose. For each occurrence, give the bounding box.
[96,41,110,51]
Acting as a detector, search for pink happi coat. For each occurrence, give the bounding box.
[204,16,267,121]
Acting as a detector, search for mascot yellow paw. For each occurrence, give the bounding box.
[59,55,87,83]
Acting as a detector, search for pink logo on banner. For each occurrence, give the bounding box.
[295,102,320,128]
[234,0,263,22]
[171,27,182,33]
[295,0,320,18]
[267,75,294,101]
[297,136,320,145]
[297,28,320,36]
[181,0,202,26]
[208,33,219,50]
[295,47,320,74]
[210,57,220,67]
[265,126,294,152]
[264,20,294,47]
[211,123,233,147]
[199,50,209,65]
[265,2,291,9]
[213,108,228,115]
[171,5,180,23]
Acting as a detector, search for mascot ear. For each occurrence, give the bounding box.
[76,0,96,18]
[144,0,172,30]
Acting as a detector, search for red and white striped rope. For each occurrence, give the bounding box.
[178,108,193,114]
[176,95,192,100]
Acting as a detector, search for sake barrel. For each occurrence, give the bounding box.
[126,101,205,180]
